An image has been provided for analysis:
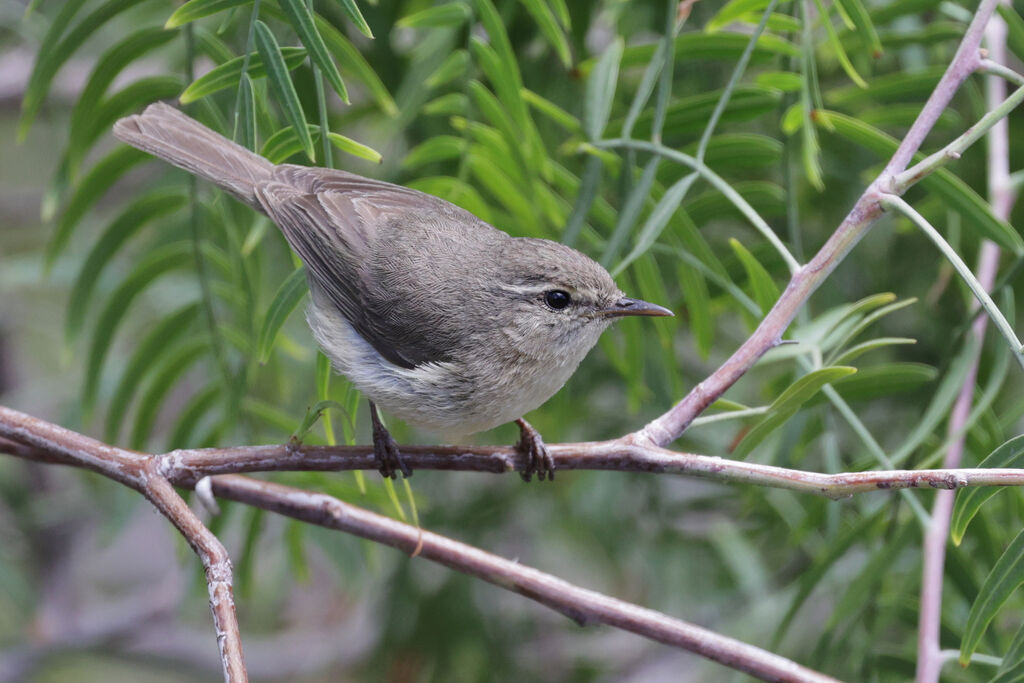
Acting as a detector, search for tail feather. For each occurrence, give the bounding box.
[113,102,274,210]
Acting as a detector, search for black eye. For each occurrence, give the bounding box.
[544,290,572,310]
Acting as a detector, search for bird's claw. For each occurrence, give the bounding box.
[371,402,411,479]
[516,418,554,482]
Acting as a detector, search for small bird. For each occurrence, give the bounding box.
[113,103,672,481]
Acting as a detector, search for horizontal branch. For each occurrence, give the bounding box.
[4,406,1024,502]
[211,474,838,683]
[0,404,835,681]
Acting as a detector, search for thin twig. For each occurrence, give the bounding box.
[916,5,1018,680]
[0,408,247,683]
[211,475,839,683]
[0,405,832,682]
[618,0,1003,448]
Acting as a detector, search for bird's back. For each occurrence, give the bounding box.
[255,165,509,370]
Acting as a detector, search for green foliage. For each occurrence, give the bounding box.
[7,0,1024,680]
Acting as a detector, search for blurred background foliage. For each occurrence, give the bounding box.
[2,0,1024,680]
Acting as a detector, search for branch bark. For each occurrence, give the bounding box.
[623,0,1005,448]
[916,4,1019,680]
[0,405,837,683]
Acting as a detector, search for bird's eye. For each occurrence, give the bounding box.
[544,290,572,310]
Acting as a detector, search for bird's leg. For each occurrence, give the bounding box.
[515,418,554,482]
[370,401,411,479]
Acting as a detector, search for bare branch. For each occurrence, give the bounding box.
[916,5,1019,681]
[0,409,247,683]
[210,474,838,683]
[0,405,837,682]
[619,0,1006,448]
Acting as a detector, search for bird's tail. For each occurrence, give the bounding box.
[113,102,274,210]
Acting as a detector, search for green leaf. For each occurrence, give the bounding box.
[254,20,315,162]
[235,73,257,150]
[167,383,220,449]
[427,49,470,88]
[424,92,468,116]
[826,362,936,403]
[278,0,348,102]
[338,0,373,38]
[466,153,534,225]
[682,133,783,169]
[165,0,250,27]
[836,0,882,57]
[707,0,772,32]
[106,303,201,442]
[313,14,397,116]
[130,338,209,449]
[584,37,624,140]
[615,175,696,275]
[402,136,468,170]
[180,46,308,103]
[258,267,309,363]
[397,3,472,28]
[961,528,1024,665]
[327,133,382,164]
[68,26,177,173]
[19,0,147,141]
[684,181,785,225]
[67,190,187,343]
[827,66,945,108]
[602,157,660,266]
[677,259,713,358]
[291,400,354,445]
[520,0,572,67]
[84,243,195,411]
[260,124,380,164]
[733,367,858,458]
[951,435,1024,545]
[999,4,1024,62]
[467,81,531,176]
[994,619,1024,682]
[467,36,541,168]
[67,75,184,175]
[831,337,916,364]
[819,111,1024,253]
[562,156,602,247]
[521,88,582,133]
[729,238,780,314]
[579,31,799,76]
[756,70,803,92]
[812,0,867,88]
[616,86,781,139]
[49,147,149,267]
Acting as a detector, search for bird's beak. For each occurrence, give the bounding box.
[598,297,674,318]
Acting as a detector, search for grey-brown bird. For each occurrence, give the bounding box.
[113,103,672,481]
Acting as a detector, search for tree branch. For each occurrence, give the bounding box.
[616,0,1005,448]
[0,405,837,682]
[0,410,247,683]
[917,4,1019,680]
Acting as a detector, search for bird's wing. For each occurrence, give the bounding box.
[255,165,491,369]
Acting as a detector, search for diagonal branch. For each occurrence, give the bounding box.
[211,474,838,683]
[0,410,247,683]
[620,0,1007,448]
[0,406,835,683]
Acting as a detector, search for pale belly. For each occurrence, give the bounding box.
[306,298,584,437]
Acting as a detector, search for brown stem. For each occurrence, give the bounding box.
[629,0,1001,448]
[211,475,838,683]
[0,410,247,683]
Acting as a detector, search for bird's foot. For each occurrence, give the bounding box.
[370,401,411,479]
[516,418,554,482]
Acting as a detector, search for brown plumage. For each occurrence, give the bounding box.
[113,103,672,480]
